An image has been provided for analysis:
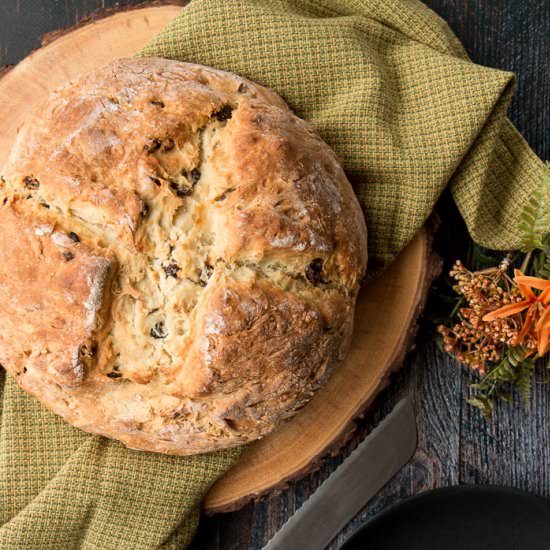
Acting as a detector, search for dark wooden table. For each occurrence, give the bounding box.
[1,1,549,549]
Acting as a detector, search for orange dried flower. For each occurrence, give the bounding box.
[483,270,550,357]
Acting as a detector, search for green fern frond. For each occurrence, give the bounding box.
[467,395,494,420]
[542,254,550,279]
[536,251,550,279]
[468,351,536,418]
[515,359,535,407]
[532,236,550,278]
[518,162,550,253]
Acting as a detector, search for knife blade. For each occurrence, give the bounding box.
[262,397,417,550]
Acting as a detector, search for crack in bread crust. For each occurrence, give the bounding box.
[0,58,367,455]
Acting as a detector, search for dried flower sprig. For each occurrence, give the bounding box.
[438,258,521,375]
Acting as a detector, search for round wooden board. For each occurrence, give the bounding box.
[0,4,438,515]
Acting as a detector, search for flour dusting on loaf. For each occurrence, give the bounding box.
[0,58,367,454]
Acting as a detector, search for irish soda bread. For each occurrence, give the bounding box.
[0,58,367,455]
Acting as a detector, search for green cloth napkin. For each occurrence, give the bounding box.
[0,0,545,549]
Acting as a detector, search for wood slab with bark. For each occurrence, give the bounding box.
[0,3,439,514]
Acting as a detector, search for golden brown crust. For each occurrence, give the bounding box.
[0,58,367,455]
[0,205,115,388]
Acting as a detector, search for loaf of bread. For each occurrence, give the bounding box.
[0,58,367,454]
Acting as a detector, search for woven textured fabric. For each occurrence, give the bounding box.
[1,1,546,549]
[0,369,242,549]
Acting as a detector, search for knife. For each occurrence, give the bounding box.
[262,398,417,550]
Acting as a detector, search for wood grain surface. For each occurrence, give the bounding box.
[0,1,549,549]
